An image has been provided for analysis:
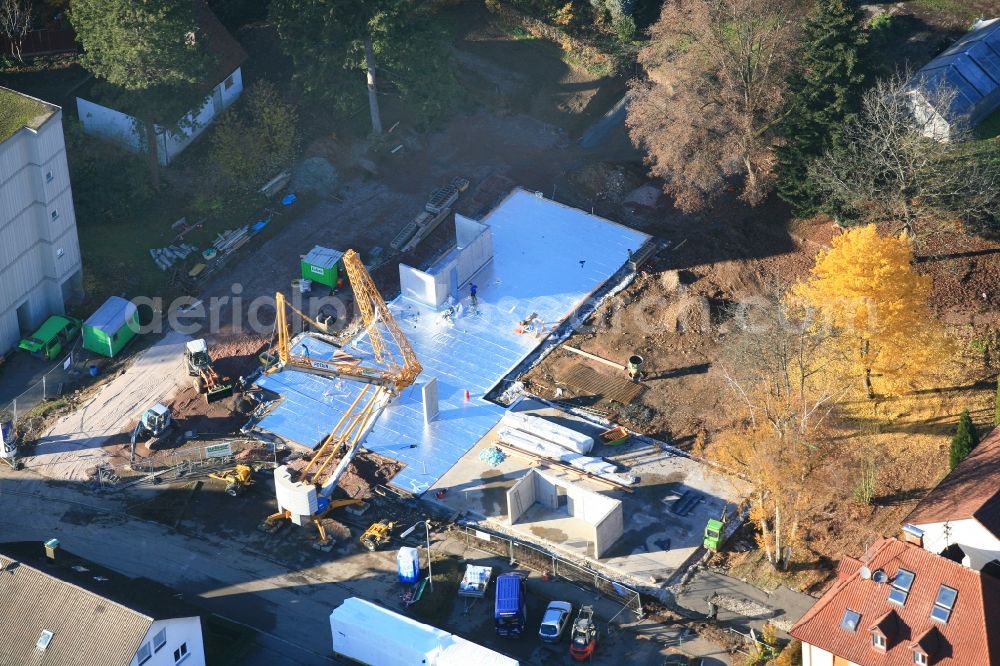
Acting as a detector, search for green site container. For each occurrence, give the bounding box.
[300,246,344,289]
[82,296,140,358]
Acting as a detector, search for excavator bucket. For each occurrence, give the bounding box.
[205,381,234,403]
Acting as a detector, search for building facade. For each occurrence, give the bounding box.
[0,87,83,355]
[0,540,206,666]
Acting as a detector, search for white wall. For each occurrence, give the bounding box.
[399,264,450,309]
[131,617,205,666]
[593,502,623,558]
[76,97,144,152]
[507,471,537,524]
[914,518,1000,570]
[77,67,244,166]
[802,642,835,666]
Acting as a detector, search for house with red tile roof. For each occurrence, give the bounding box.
[905,426,1000,572]
[790,537,1000,666]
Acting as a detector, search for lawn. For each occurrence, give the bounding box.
[0,87,49,141]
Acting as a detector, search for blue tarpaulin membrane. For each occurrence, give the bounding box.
[255,189,650,494]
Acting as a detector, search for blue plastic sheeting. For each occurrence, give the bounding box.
[256,189,650,494]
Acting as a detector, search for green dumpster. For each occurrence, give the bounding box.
[300,246,344,289]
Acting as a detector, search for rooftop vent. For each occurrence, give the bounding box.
[873,569,888,584]
[36,630,53,651]
[43,539,60,561]
[902,524,925,547]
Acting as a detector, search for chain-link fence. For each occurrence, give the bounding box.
[91,439,278,491]
[456,524,643,623]
[0,341,88,424]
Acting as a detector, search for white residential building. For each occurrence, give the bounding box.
[906,426,1000,572]
[0,540,206,666]
[76,0,247,166]
[0,87,83,355]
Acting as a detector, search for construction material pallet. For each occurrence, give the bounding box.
[425,185,459,214]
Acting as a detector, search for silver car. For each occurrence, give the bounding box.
[538,601,573,643]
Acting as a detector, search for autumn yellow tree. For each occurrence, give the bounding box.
[793,225,949,400]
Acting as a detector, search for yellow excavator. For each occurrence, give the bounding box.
[259,249,422,550]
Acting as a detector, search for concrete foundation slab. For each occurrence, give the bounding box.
[253,189,649,494]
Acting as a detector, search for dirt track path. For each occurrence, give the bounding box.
[25,330,192,480]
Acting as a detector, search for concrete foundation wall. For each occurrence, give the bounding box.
[593,502,624,558]
[507,471,536,524]
[454,215,493,287]
[399,263,449,308]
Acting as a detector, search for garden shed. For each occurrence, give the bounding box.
[909,17,1000,140]
[82,296,139,358]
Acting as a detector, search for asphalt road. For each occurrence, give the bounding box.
[0,473,364,664]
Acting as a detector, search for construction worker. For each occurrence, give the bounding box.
[469,283,478,308]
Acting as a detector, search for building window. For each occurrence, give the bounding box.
[931,585,957,623]
[840,609,861,632]
[136,642,151,665]
[224,74,234,90]
[45,171,54,183]
[173,642,188,663]
[873,634,887,650]
[50,210,59,221]
[889,568,915,606]
[153,628,166,652]
[913,651,928,665]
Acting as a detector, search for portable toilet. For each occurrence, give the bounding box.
[397,546,420,583]
[82,296,140,358]
[300,246,344,289]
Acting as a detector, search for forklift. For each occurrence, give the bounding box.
[184,339,234,403]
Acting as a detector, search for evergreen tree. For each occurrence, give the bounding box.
[949,409,978,470]
[775,0,866,215]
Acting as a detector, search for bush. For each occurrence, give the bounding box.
[869,12,893,33]
[949,409,979,469]
[210,80,298,191]
[775,639,802,666]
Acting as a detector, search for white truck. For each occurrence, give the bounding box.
[329,597,519,666]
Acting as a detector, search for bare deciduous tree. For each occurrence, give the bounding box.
[626,0,796,212]
[810,71,1000,237]
[705,291,849,569]
[0,0,31,63]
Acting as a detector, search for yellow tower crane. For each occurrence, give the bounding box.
[260,249,421,549]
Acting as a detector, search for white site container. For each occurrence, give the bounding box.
[329,597,519,666]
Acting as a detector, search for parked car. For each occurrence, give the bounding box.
[538,601,573,643]
[18,315,81,361]
[495,573,528,637]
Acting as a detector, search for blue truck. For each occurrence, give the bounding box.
[494,573,527,637]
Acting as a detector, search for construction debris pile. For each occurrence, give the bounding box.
[150,243,198,270]
[390,176,469,252]
[478,447,506,467]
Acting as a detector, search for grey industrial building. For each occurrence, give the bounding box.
[0,87,83,355]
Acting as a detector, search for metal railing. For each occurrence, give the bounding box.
[455,523,643,622]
